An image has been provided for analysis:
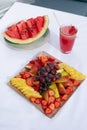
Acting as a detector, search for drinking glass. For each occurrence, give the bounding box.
[60,25,78,54]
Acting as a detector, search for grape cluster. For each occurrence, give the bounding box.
[34,62,61,93]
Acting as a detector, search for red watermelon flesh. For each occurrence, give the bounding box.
[5,24,21,39]
[26,18,38,37]
[35,16,44,32]
[5,16,46,40]
[17,21,30,40]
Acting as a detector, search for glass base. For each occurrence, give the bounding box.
[61,49,71,54]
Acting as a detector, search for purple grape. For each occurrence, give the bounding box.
[39,76,45,83]
[51,76,56,82]
[45,76,51,83]
[48,73,53,79]
[39,89,43,94]
[47,62,54,69]
[54,64,59,70]
[43,72,48,76]
[45,65,50,72]
[50,70,56,75]
[39,67,46,72]
[34,76,39,81]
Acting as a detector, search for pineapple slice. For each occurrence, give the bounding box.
[59,63,86,81]
[10,78,42,98]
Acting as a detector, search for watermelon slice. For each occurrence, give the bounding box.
[17,20,30,40]
[3,15,49,44]
[26,18,38,37]
[35,16,44,31]
[6,24,21,39]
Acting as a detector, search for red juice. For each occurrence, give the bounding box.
[60,25,77,54]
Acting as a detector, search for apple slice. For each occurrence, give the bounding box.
[55,77,67,83]
[57,83,66,95]
[42,91,49,101]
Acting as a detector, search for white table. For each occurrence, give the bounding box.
[0,2,87,130]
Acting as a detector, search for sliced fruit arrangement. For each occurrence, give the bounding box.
[9,51,86,118]
[3,15,49,44]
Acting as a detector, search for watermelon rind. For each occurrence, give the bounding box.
[3,15,49,44]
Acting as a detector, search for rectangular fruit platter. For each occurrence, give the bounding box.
[9,51,86,118]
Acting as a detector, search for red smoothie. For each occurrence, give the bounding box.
[60,25,77,53]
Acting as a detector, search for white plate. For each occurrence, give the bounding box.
[4,29,50,50]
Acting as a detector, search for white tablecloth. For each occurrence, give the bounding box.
[0,2,87,130]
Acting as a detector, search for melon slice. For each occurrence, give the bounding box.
[3,15,49,44]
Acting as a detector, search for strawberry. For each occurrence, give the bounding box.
[35,98,41,104]
[48,90,55,97]
[48,57,55,62]
[63,79,73,88]
[41,100,48,106]
[56,61,61,64]
[36,59,43,67]
[54,101,61,108]
[34,85,40,91]
[45,108,52,115]
[48,96,55,104]
[30,97,36,103]
[55,97,61,102]
[61,94,68,101]
[19,71,31,79]
[38,56,49,64]
[42,105,47,110]
[73,79,80,87]
[49,103,55,111]
[26,77,33,86]
[30,60,35,64]
[34,60,42,68]
[66,86,73,95]
[19,72,25,79]
[24,71,31,78]
[64,75,70,80]
[33,81,39,85]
